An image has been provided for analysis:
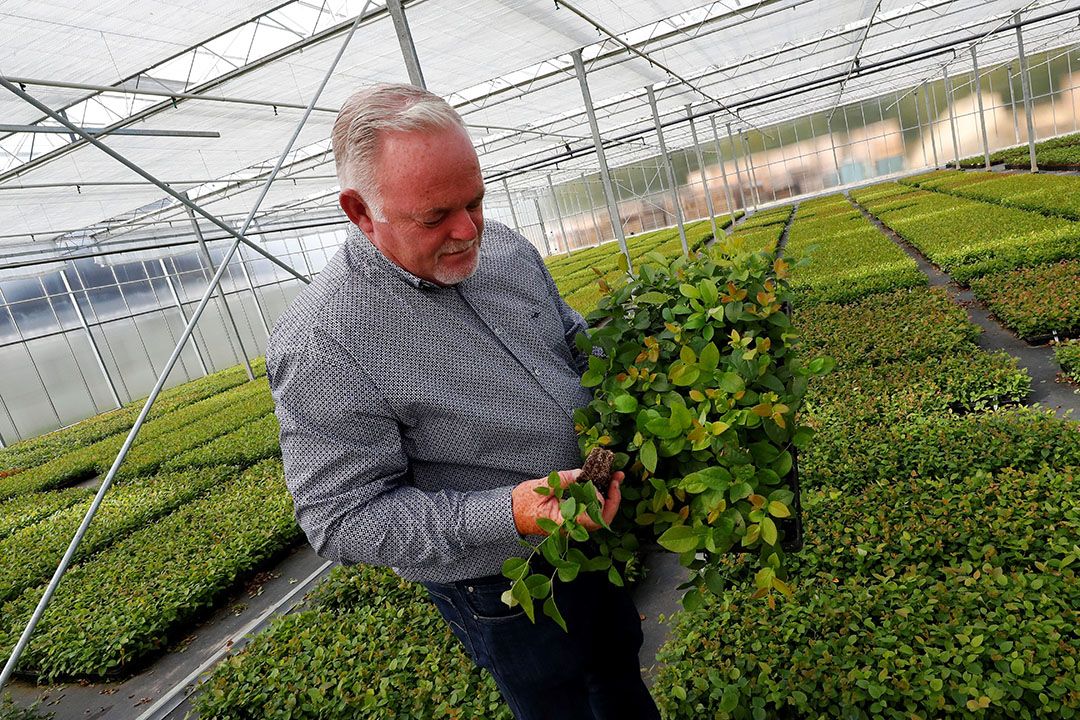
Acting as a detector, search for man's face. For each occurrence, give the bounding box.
[342,125,485,286]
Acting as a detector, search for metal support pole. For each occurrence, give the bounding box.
[645,86,688,255]
[726,123,748,211]
[185,207,255,380]
[501,179,521,233]
[913,87,929,167]
[385,0,426,89]
[742,133,761,209]
[230,226,272,339]
[532,197,552,257]
[923,85,940,168]
[827,118,842,185]
[582,174,603,245]
[546,174,571,256]
[59,269,122,409]
[159,258,210,376]
[1008,64,1022,145]
[686,106,718,243]
[709,116,738,228]
[972,47,992,169]
[0,80,310,286]
[943,68,961,168]
[1015,17,1039,172]
[0,11,365,694]
[571,49,630,269]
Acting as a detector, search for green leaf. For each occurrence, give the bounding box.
[681,587,704,611]
[704,568,726,595]
[657,525,701,553]
[699,342,720,370]
[680,344,697,364]
[635,290,670,305]
[761,517,778,546]
[581,369,603,387]
[501,557,529,580]
[536,517,560,535]
[543,595,568,632]
[511,580,535,622]
[612,394,638,413]
[767,500,791,518]
[558,561,580,583]
[670,363,700,387]
[640,440,658,473]
[718,372,745,393]
[525,574,552,599]
[607,566,624,587]
[697,279,719,306]
[679,283,700,300]
[729,482,753,502]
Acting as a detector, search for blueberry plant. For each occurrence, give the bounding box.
[502,243,833,628]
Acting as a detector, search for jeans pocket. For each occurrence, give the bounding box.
[460,578,527,624]
[423,584,481,662]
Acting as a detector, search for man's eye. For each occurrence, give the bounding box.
[421,217,443,227]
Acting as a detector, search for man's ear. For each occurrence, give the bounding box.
[339,189,376,235]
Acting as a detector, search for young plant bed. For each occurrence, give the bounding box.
[803,350,1030,427]
[0,466,235,604]
[906,169,1080,222]
[195,564,511,720]
[1056,338,1080,384]
[0,359,264,478]
[162,412,281,471]
[0,487,92,540]
[855,184,1080,283]
[801,407,1080,493]
[0,378,272,499]
[785,198,925,305]
[652,465,1080,719]
[793,286,979,367]
[504,244,834,626]
[969,260,1080,342]
[0,460,303,681]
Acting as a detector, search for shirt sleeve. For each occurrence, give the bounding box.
[267,326,522,570]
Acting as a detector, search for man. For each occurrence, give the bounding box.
[266,83,661,720]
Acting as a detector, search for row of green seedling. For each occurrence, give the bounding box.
[0,459,303,681]
[194,564,511,720]
[0,378,273,499]
[0,358,265,476]
[652,464,1080,719]
[785,195,925,305]
[854,182,1080,283]
[969,259,1080,342]
[905,169,1080,222]
[0,466,235,604]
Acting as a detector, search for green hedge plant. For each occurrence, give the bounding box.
[504,244,834,625]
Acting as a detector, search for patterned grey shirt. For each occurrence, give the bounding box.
[266,221,592,584]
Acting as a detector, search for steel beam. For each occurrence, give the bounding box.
[726,123,748,211]
[385,0,427,89]
[828,118,842,186]
[645,86,688,256]
[502,179,522,233]
[158,258,210,376]
[709,116,738,229]
[186,206,255,380]
[1015,17,1039,172]
[571,49,629,269]
[0,124,220,138]
[546,174,571,256]
[742,133,762,208]
[58,268,123,409]
[0,11,367,694]
[0,79,311,285]
[922,85,940,168]
[943,68,961,168]
[686,106,717,243]
[532,197,552,256]
[971,46,992,170]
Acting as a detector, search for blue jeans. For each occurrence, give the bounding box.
[421,570,661,720]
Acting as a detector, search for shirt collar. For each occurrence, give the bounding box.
[346,224,442,290]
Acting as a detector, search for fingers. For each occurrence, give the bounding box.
[602,472,623,525]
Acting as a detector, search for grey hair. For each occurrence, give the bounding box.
[332,83,466,222]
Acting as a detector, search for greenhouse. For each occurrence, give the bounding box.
[1,0,1079,717]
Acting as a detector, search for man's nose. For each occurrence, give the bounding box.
[447,208,479,240]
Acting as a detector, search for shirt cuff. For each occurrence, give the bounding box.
[458,487,520,547]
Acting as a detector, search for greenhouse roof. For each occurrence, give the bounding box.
[2,0,1079,266]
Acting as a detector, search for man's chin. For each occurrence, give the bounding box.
[433,249,480,285]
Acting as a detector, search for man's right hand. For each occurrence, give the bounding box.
[511,469,623,537]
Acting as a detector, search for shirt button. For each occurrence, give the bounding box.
[467,586,475,593]
[493,327,502,336]
[533,367,541,376]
